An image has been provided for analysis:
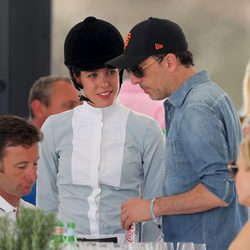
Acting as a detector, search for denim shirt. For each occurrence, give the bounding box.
[162,71,248,250]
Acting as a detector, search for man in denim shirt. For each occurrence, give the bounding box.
[107,17,248,250]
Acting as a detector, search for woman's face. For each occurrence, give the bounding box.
[236,151,250,207]
[76,68,119,108]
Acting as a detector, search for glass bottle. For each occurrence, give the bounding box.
[51,220,65,250]
[65,222,78,250]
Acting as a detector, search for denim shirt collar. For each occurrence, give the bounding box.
[165,70,209,108]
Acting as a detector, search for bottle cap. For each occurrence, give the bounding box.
[67,222,76,229]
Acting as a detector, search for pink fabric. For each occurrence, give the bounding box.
[119,79,165,129]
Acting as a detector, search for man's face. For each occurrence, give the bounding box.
[44,80,81,118]
[0,144,39,198]
[128,55,175,100]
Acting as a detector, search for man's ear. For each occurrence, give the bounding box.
[30,100,46,118]
[164,53,178,72]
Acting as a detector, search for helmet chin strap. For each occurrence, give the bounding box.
[78,91,89,102]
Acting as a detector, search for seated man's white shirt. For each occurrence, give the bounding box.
[0,196,34,220]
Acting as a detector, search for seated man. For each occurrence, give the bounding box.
[0,115,41,219]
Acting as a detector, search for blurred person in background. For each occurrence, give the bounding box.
[28,75,81,129]
[23,75,81,205]
[0,115,41,220]
[240,60,250,134]
[107,17,248,250]
[36,17,165,243]
[229,134,250,250]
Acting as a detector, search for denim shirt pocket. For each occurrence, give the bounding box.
[165,137,177,175]
[165,137,197,195]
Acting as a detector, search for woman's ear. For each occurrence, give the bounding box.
[72,72,84,90]
[73,72,81,83]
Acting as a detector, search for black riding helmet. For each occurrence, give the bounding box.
[64,16,124,101]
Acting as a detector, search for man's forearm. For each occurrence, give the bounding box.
[154,183,228,217]
[121,183,228,230]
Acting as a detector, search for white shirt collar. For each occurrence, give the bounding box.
[0,196,17,213]
[71,98,130,188]
[0,196,18,221]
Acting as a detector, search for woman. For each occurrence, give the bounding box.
[240,60,250,132]
[229,134,250,250]
[36,16,165,243]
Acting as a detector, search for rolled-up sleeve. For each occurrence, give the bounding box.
[180,104,237,204]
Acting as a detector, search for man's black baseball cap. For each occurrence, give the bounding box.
[106,17,188,69]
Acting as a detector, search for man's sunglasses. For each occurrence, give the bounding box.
[228,161,238,178]
[126,56,164,78]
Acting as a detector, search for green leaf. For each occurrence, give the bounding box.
[0,206,59,250]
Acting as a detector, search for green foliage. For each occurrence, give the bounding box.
[0,206,61,250]
[0,216,15,250]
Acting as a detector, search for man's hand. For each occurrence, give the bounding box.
[121,198,151,230]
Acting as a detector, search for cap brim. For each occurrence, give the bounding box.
[106,54,148,69]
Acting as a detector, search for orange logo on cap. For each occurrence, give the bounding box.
[154,43,164,50]
[124,32,131,49]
